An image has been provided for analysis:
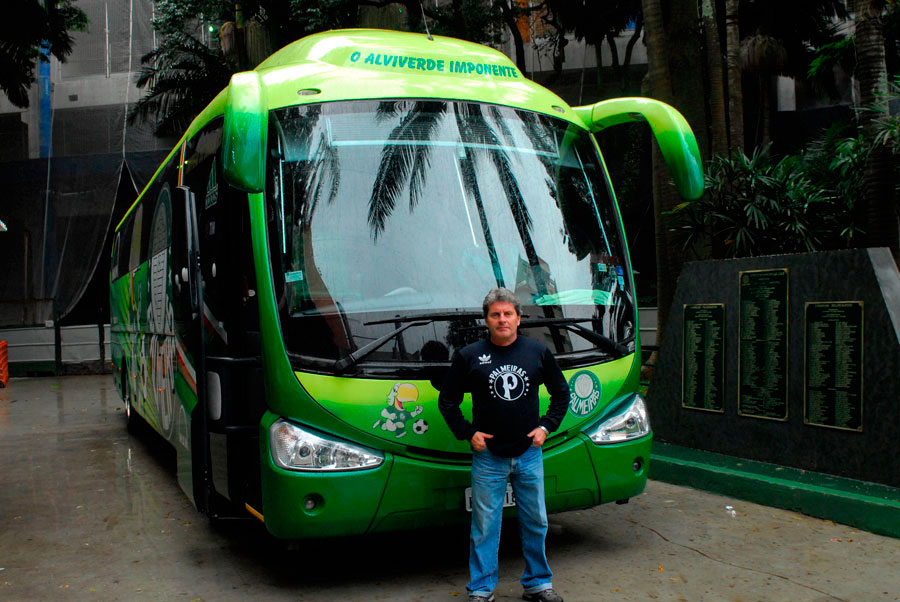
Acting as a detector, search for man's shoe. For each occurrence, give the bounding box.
[522,588,564,602]
[468,594,495,602]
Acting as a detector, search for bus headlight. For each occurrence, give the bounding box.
[585,394,651,444]
[270,419,384,471]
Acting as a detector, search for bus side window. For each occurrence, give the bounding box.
[111,230,121,281]
[140,183,159,268]
[118,218,134,277]
[128,205,144,273]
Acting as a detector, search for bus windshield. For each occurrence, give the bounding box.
[266,99,635,374]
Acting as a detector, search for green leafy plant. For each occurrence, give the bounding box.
[666,140,862,259]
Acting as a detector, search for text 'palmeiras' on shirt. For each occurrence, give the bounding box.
[488,364,530,402]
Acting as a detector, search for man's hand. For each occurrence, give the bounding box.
[470,431,494,451]
[528,426,548,447]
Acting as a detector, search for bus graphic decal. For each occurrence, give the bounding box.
[373,382,427,438]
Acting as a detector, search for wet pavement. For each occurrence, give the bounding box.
[1,375,899,601]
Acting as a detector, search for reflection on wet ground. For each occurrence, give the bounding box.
[1,375,899,601]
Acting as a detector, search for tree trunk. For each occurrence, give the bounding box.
[622,16,643,92]
[499,1,528,74]
[724,0,744,153]
[642,0,711,350]
[760,74,773,147]
[641,0,674,102]
[854,0,899,262]
[246,18,273,68]
[641,0,673,338]
[701,0,728,158]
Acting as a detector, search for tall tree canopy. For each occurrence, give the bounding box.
[0,0,88,108]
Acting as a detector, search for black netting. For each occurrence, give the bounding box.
[62,0,109,78]
[42,153,123,319]
[53,105,126,156]
[0,0,177,327]
[0,113,28,162]
[0,158,50,325]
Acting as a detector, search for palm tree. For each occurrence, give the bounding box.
[640,0,692,347]
[701,0,728,158]
[725,0,744,152]
[128,33,233,137]
[853,0,899,261]
[454,103,573,350]
[366,101,521,290]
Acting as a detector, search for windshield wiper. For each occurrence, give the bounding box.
[363,311,482,326]
[519,317,631,357]
[333,311,482,374]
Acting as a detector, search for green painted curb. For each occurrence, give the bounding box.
[649,441,900,539]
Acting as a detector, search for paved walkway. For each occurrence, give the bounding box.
[1,375,899,601]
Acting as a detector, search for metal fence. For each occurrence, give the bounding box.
[0,323,111,375]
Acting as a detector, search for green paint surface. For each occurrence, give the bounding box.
[295,356,636,454]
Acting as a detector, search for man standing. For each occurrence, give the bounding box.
[439,288,569,602]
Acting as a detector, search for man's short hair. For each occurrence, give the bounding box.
[482,287,522,317]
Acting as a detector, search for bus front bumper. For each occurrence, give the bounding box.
[259,430,651,540]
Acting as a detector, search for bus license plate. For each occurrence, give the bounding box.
[465,484,516,512]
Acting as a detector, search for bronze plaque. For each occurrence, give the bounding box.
[804,301,864,431]
[682,303,725,412]
[738,269,789,420]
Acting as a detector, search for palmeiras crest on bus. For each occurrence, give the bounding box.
[568,370,602,417]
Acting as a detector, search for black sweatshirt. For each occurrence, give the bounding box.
[438,335,571,458]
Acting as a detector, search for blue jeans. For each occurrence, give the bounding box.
[467,444,553,596]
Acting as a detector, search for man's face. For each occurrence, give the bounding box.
[485,301,521,346]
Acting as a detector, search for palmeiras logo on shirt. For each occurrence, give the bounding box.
[568,370,602,416]
[488,364,529,401]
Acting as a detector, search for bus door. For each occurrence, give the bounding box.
[179,118,264,518]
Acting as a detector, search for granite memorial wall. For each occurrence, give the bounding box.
[648,248,900,487]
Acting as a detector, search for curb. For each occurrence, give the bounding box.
[649,441,900,539]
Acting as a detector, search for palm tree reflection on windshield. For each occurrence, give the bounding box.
[366,100,573,349]
[366,101,550,297]
[367,100,448,240]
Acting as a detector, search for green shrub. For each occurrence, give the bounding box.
[666,136,863,259]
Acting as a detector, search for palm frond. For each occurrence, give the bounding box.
[367,102,447,239]
[128,32,233,137]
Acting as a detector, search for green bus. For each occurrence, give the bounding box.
[110,29,703,539]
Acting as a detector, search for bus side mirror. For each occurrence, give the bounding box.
[223,71,268,193]
[573,97,705,200]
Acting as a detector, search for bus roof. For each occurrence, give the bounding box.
[253,29,573,120]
